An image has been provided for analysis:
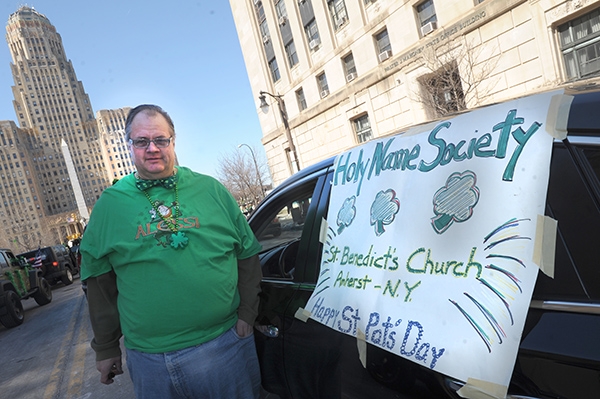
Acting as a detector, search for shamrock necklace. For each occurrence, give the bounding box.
[143,183,189,249]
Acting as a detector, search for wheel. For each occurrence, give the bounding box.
[0,290,25,328]
[33,277,52,306]
[61,268,74,285]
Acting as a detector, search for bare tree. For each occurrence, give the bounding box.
[216,146,270,213]
[415,35,500,118]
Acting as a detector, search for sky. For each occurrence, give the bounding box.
[0,0,265,179]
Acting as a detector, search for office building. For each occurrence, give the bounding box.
[0,6,132,248]
[96,108,136,182]
[231,0,600,185]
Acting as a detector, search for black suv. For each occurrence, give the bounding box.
[0,248,52,328]
[18,245,78,286]
[249,91,600,399]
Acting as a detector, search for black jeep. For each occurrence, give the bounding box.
[18,245,78,286]
[0,248,52,328]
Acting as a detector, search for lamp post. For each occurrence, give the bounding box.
[238,143,265,199]
[258,90,300,173]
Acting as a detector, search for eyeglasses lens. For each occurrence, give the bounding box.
[130,138,171,148]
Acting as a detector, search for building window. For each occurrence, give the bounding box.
[558,8,600,80]
[259,20,269,40]
[328,0,348,30]
[305,19,321,50]
[343,53,357,81]
[275,0,288,21]
[268,58,281,82]
[285,41,299,67]
[375,29,392,62]
[353,114,373,143]
[255,1,271,45]
[419,61,466,117]
[296,88,307,111]
[317,73,329,98]
[417,0,437,26]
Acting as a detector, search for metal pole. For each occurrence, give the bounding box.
[259,91,301,173]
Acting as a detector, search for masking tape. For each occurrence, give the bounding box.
[319,217,329,245]
[356,328,367,368]
[294,307,311,322]
[545,93,573,140]
[533,215,557,278]
[402,121,439,138]
[456,377,507,399]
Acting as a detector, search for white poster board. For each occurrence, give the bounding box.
[305,90,564,394]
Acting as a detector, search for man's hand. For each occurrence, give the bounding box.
[96,356,123,385]
[235,319,254,338]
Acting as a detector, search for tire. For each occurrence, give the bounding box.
[61,268,74,285]
[33,277,52,306]
[0,290,25,328]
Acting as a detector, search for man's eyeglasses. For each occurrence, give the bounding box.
[128,137,173,149]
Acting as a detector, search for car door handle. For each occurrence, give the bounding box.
[256,324,280,338]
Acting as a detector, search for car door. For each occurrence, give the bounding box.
[250,163,330,397]
[2,251,30,295]
[513,138,600,398]
[251,163,440,399]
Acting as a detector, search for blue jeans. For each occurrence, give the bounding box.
[126,326,261,399]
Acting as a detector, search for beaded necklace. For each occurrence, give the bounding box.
[143,183,188,249]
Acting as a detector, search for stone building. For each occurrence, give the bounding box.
[230,0,600,185]
[0,6,133,249]
[96,107,136,183]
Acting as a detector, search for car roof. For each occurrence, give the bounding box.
[265,156,335,200]
[566,89,600,135]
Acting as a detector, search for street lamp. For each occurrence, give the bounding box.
[238,143,265,198]
[258,90,301,173]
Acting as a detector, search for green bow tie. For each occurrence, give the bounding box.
[135,174,178,191]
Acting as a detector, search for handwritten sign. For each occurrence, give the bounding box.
[306,91,562,391]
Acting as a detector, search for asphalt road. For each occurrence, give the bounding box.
[0,278,134,399]
[0,278,434,399]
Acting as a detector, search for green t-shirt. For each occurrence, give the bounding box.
[81,166,262,353]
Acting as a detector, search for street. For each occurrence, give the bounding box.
[0,278,435,399]
[0,279,134,399]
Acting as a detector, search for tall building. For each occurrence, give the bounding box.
[0,119,45,249]
[0,6,132,249]
[96,107,136,182]
[231,0,600,185]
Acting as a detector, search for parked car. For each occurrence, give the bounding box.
[18,245,78,286]
[0,248,52,328]
[248,90,600,399]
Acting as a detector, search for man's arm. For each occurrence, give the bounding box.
[236,254,262,336]
[86,270,124,383]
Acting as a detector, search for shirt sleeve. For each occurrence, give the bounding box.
[79,190,116,280]
[228,193,262,259]
[86,271,123,361]
[236,254,262,325]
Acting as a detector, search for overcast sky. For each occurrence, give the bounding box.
[0,0,265,178]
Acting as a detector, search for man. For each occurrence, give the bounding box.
[80,104,263,399]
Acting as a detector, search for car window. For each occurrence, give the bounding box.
[580,145,600,193]
[6,252,20,267]
[256,196,312,253]
[251,176,320,280]
[537,141,600,301]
